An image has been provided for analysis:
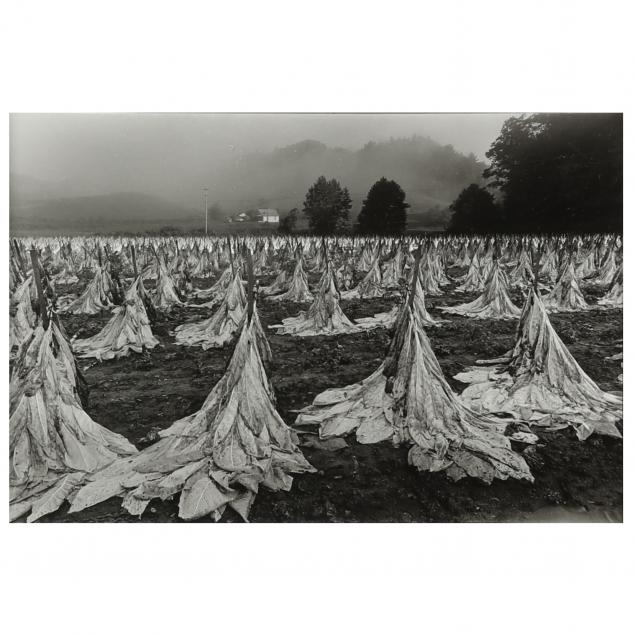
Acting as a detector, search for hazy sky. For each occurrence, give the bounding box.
[10,113,512,204]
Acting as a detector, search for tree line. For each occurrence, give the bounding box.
[279,175,409,235]
[448,113,622,234]
[215,136,484,218]
[282,113,622,236]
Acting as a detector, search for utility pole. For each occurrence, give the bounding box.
[203,187,209,235]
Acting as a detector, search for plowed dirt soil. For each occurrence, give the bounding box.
[38,269,623,523]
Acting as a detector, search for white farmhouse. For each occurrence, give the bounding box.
[257,209,279,223]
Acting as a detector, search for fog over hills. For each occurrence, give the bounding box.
[10,133,488,235]
[10,137,484,234]
[215,137,485,216]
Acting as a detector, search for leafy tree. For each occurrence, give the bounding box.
[447,184,502,234]
[302,176,352,235]
[484,113,622,233]
[278,208,298,234]
[355,177,409,235]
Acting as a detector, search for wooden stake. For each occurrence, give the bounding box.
[408,246,423,310]
[226,236,234,275]
[131,243,139,277]
[246,249,255,321]
[10,241,26,282]
[13,239,26,277]
[531,244,542,294]
[30,249,49,329]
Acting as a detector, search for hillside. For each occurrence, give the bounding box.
[10,135,486,234]
[10,174,87,203]
[210,136,485,226]
[10,191,202,236]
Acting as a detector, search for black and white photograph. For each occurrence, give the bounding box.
[3,3,632,635]
[8,112,623,524]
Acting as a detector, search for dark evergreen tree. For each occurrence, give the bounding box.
[447,184,502,234]
[484,113,622,233]
[355,177,409,235]
[302,176,352,235]
[278,208,298,234]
